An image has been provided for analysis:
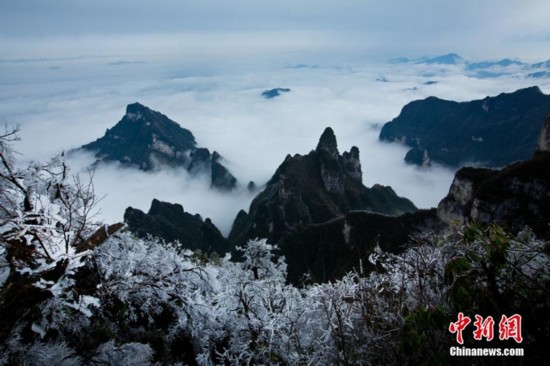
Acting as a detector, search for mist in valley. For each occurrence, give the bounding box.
[2,1,550,235]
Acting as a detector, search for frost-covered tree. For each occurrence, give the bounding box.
[198,239,296,364]
[90,233,216,364]
[0,127,111,364]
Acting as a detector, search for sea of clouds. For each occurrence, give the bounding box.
[1,49,549,235]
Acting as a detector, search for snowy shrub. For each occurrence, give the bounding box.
[1,127,104,361]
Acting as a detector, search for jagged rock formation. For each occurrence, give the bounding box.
[210,152,237,190]
[262,88,291,99]
[229,127,417,246]
[77,103,237,189]
[437,145,550,238]
[380,86,550,168]
[124,199,230,254]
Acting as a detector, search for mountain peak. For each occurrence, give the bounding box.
[518,85,543,95]
[229,127,416,246]
[125,102,150,121]
[423,53,464,65]
[316,127,339,157]
[379,86,550,168]
[126,101,147,113]
[77,103,238,189]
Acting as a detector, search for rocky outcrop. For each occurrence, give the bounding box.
[380,87,550,168]
[124,199,230,254]
[316,128,362,193]
[404,147,431,168]
[78,222,125,253]
[229,127,417,246]
[77,103,237,190]
[211,152,237,190]
[536,113,550,153]
[437,167,496,224]
[437,152,550,237]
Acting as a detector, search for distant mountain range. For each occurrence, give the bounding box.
[379,86,550,168]
[75,102,237,190]
[422,53,465,65]
[465,58,525,70]
[389,53,550,79]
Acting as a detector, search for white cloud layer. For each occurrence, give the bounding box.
[2,55,549,236]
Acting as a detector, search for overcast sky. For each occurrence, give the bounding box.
[1,1,550,61]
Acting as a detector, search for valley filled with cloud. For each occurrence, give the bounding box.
[1,52,549,233]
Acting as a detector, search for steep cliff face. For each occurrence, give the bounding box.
[229,127,417,245]
[437,152,550,237]
[436,168,495,224]
[210,152,237,190]
[77,103,237,189]
[536,113,550,153]
[380,87,550,168]
[316,128,363,193]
